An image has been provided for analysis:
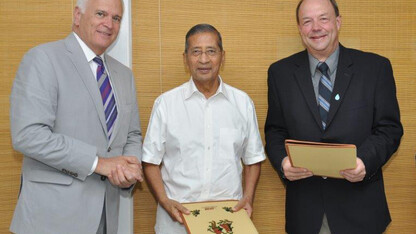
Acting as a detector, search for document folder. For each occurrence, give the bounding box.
[285,139,356,178]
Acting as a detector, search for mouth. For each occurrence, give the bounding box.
[198,68,211,74]
[97,30,112,37]
[309,34,327,41]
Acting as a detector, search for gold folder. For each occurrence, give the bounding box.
[285,139,356,178]
[181,200,258,234]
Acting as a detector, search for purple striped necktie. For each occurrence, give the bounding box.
[318,62,332,130]
[93,56,118,140]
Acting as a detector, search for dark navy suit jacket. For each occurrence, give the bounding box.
[265,45,403,234]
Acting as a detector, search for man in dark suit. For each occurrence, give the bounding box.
[10,0,143,233]
[265,0,403,233]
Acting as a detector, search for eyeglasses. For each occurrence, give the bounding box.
[188,49,220,57]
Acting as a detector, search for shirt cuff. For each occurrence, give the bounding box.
[88,156,98,176]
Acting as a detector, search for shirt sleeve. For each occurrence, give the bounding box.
[142,97,166,165]
[241,98,266,165]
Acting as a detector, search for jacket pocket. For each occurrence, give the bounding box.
[27,168,73,185]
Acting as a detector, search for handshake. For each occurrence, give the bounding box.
[95,156,144,188]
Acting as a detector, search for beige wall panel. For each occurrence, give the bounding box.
[0,0,414,233]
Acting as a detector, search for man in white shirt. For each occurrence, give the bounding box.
[9,0,143,233]
[142,24,266,234]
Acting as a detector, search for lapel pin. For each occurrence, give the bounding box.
[335,94,340,100]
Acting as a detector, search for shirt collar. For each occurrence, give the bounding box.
[184,76,229,100]
[308,46,340,77]
[73,32,105,63]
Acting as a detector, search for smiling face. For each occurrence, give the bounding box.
[183,32,225,86]
[297,0,341,61]
[73,0,123,55]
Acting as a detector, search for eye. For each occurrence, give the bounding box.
[112,16,122,23]
[191,49,202,56]
[206,49,217,56]
[303,20,311,26]
[96,11,105,18]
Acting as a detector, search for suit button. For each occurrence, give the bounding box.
[101,176,107,181]
[107,147,111,152]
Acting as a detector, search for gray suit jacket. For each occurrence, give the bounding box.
[10,33,142,234]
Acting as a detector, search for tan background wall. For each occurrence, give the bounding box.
[1,0,415,233]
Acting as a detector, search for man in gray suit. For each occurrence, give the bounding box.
[9,0,143,233]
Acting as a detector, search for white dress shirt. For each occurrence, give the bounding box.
[142,77,265,203]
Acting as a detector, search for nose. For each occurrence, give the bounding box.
[103,16,113,29]
[311,21,321,31]
[198,52,210,63]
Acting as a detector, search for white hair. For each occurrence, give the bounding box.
[76,0,88,13]
[76,0,124,13]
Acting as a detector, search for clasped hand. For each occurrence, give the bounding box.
[95,156,144,188]
[282,156,366,182]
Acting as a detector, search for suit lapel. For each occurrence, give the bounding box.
[294,51,322,129]
[326,45,353,128]
[64,34,108,137]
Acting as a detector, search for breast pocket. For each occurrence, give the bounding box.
[219,128,244,160]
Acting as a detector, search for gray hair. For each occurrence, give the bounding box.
[76,0,88,13]
[76,0,124,14]
[185,24,223,53]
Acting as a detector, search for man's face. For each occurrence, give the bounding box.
[297,0,341,60]
[183,32,225,85]
[73,0,123,55]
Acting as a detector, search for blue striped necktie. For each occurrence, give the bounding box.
[93,56,118,140]
[318,62,332,130]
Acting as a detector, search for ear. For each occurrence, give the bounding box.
[220,50,226,70]
[297,23,302,34]
[73,6,82,26]
[336,15,342,30]
[183,52,189,73]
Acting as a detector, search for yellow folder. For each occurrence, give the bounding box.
[181,200,258,234]
[285,139,357,178]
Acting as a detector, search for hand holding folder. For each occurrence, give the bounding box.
[285,139,357,178]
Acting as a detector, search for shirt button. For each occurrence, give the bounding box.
[101,176,107,181]
[107,147,111,152]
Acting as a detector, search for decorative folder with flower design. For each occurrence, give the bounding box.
[181,200,258,234]
[285,139,356,178]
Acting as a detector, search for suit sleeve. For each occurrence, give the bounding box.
[264,65,289,179]
[121,71,143,160]
[357,58,403,180]
[10,47,97,181]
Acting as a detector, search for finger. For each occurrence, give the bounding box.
[341,172,363,182]
[286,170,313,179]
[175,203,190,215]
[124,156,140,164]
[122,167,138,185]
[116,165,131,187]
[108,170,120,186]
[245,206,253,217]
[173,209,183,223]
[123,164,141,181]
[232,201,245,212]
[137,167,144,182]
